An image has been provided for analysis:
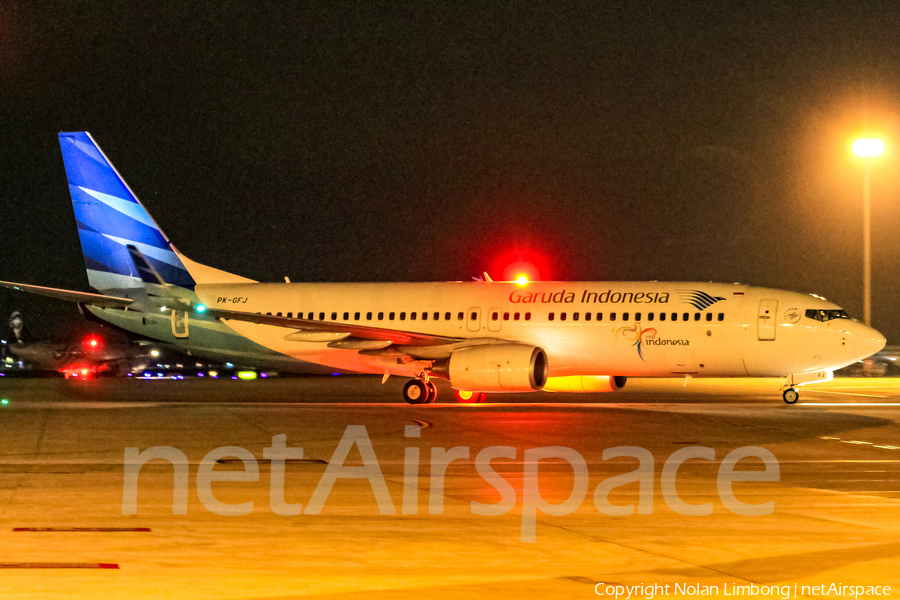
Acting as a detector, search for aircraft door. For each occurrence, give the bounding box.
[466,307,482,332]
[757,300,777,341]
[487,307,502,332]
[171,310,189,338]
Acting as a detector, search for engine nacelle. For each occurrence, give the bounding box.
[433,344,548,392]
[542,375,627,393]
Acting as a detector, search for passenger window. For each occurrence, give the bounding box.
[660,312,666,321]
[694,313,700,321]
[366,312,372,320]
[411,312,416,320]
[287,312,292,318]
[389,312,395,320]
[434,312,439,320]
[573,312,579,321]
[682,313,688,321]
[401,312,406,320]
[343,312,349,320]
[597,313,603,321]
[277,312,282,317]
[585,312,592,321]
[672,313,677,321]
[514,312,521,321]
[549,312,555,321]
[308,312,314,320]
[470,311,477,321]
[421,312,426,320]
[491,311,498,321]
[525,312,531,321]
[610,313,616,322]
[623,312,629,321]
[634,312,641,321]
[561,312,567,321]
[458,312,464,321]
[503,312,510,320]
[648,313,654,321]
[377,312,384,320]
[331,312,337,320]
[319,312,325,320]
[354,312,360,320]
[445,312,451,320]
[718,313,724,321]
[706,312,712,321]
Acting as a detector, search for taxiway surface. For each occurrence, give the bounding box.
[0,376,898,599]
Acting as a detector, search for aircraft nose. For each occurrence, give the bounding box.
[856,324,886,358]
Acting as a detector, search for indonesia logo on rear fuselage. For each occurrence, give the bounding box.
[678,290,726,311]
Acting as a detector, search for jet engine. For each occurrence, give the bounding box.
[432,344,548,392]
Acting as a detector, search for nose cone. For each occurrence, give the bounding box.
[857,324,887,358]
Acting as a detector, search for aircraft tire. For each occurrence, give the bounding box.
[425,381,438,404]
[403,380,430,405]
[782,388,799,404]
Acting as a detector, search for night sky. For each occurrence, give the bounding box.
[2,2,900,342]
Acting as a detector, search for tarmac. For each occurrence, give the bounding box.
[0,376,899,599]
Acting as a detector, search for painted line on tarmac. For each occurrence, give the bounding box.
[804,402,900,406]
[804,390,891,399]
[0,563,119,569]
[818,435,900,451]
[13,527,150,532]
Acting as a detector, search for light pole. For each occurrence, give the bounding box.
[852,137,885,326]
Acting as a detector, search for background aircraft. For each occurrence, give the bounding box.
[3,309,162,378]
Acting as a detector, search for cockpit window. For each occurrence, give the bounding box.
[805,309,850,322]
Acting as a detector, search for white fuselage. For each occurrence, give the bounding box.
[189,281,885,382]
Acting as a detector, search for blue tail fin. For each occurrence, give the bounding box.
[58,132,196,291]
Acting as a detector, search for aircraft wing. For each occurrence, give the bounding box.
[207,307,465,347]
[0,280,134,309]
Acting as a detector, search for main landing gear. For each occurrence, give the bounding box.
[403,378,437,404]
[400,377,487,405]
[782,387,799,404]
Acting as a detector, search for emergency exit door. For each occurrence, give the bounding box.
[466,307,482,332]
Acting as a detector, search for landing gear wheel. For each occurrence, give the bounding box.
[782,388,799,404]
[425,381,438,404]
[403,380,429,405]
[455,390,485,404]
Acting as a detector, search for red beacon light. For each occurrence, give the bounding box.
[84,336,102,351]
[516,275,529,285]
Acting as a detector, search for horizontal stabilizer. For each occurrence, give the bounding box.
[0,280,133,308]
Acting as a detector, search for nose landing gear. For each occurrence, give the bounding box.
[782,387,799,404]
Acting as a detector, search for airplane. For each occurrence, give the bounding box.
[4,309,160,378]
[0,132,886,403]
